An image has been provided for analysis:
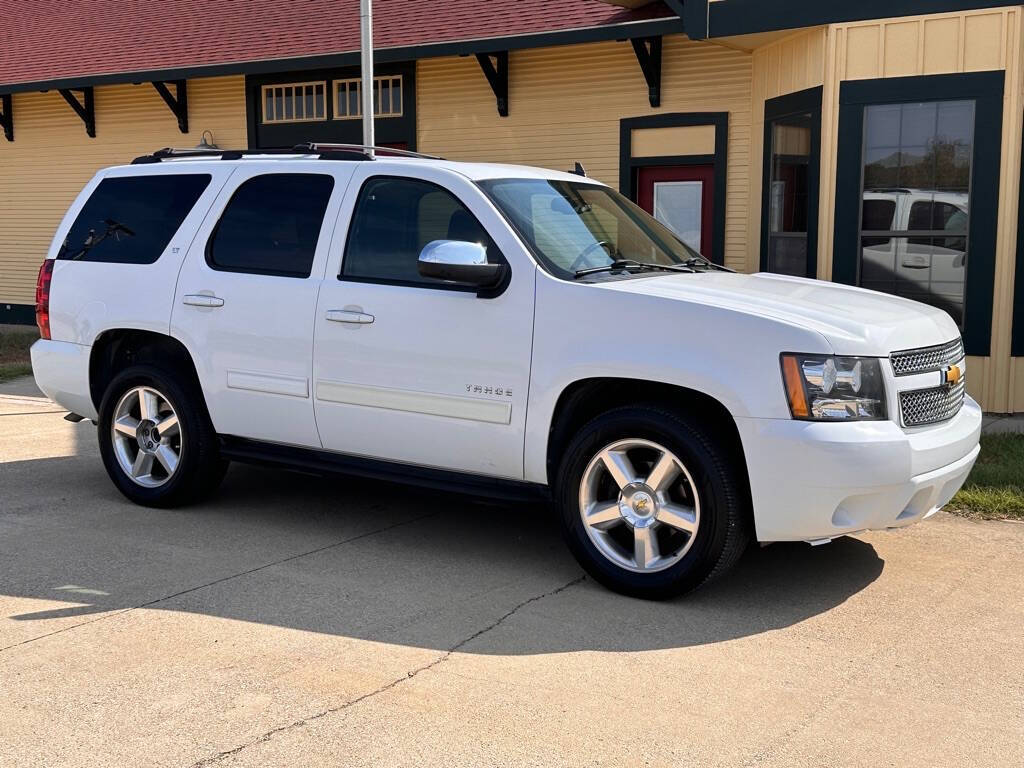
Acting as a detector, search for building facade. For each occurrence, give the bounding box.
[3,0,1024,411]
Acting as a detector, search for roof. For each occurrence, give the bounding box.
[0,0,678,93]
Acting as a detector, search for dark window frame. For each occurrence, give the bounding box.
[618,112,729,265]
[832,71,1004,357]
[339,175,510,297]
[205,172,336,279]
[760,86,823,278]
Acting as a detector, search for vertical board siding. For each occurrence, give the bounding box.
[0,76,246,306]
[417,36,754,272]
[748,27,827,272]
[819,7,1023,411]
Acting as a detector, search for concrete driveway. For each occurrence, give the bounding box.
[1,392,1022,768]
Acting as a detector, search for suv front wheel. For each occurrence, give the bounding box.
[98,365,227,507]
[556,405,749,599]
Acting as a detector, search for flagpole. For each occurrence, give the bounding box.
[360,0,375,158]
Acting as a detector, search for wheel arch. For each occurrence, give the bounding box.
[89,329,207,415]
[543,377,751,503]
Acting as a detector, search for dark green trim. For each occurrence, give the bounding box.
[760,86,822,278]
[690,0,1023,40]
[0,93,12,141]
[0,19,681,96]
[832,71,1005,357]
[618,112,729,265]
[0,303,35,325]
[1012,114,1024,357]
[245,63,416,150]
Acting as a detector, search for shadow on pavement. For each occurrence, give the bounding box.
[1,455,884,654]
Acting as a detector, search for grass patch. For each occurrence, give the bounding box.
[950,434,1024,520]
[0,325,38,382]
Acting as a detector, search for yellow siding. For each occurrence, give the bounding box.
[0,76,246,306]
[631,124,716,157]
[416,35,754,271]
[818,7,1024,411]
[748,27,827,272]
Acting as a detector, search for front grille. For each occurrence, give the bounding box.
[890,338,964,376]
[900,379,966,427]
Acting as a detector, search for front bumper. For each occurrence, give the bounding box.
[735,395,982,542]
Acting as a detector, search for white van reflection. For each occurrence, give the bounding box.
[860,188,967,326]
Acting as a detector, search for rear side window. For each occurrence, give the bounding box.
[342,176,500,287]
[207,173,335,278]
[58,174,211,263]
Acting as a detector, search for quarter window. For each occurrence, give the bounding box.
[859,100,974,326]
[342,177,499,287]
[334,76,403,119]
[58,174,211,264]
[262,82,327,123]
[208,174,335,278]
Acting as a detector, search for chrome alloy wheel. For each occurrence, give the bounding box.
[579,438,701,573]
[110,386,182,488]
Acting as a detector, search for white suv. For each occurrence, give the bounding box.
[31,144,981,598]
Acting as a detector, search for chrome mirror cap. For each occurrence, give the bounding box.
[418,239,505,288]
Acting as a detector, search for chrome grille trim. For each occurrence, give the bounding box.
[890,338,964,376]
[899,379,966,427]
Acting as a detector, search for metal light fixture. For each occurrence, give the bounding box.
[195,130,218,150]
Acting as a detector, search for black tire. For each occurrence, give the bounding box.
[556,405,750,599]
[97,364,228,507]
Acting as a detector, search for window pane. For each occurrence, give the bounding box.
[274,88,283,121]
[305,86,314,118]
[342,177,498,285]
[349,85,359,117]
[767,235,808,277]
[209,174,334,278]
[284,87,294,119]
[315,84,324,117]
[379,79,390,114]
[858,99,974,327]
[58,175,211,264]
[264,89,273,121]
[769,115,812,235]
[653,181,702,251]
[392,79,402,113]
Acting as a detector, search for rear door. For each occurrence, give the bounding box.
[171,162,353,448]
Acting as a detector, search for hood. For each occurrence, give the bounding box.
[599,271,961,356]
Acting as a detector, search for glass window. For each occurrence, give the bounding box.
[342,177,499,286]
[479,178,699,281]
[208,174,335,278]
[766,113,813,277]
[261,82,327,124]
[859,100,973,326]
[58,174,211,264]
[333,76,404,119]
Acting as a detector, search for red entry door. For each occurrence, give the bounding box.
[637,165,714,257]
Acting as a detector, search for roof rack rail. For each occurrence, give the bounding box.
[131,143,442,165]
[291,142,444,160]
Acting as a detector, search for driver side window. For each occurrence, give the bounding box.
[341,176,502,287]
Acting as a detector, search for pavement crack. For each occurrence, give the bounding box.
[0,512,437,655]
[187,574,585,767]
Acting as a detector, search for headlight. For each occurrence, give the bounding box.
[780,353,886,421]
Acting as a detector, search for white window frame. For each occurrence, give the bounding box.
[261,81,328,124]
[333,75,403,120]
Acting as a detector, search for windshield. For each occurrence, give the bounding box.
[478,178,703,280]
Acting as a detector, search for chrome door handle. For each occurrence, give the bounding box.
[183,294,224,308]
[326,309,374,324]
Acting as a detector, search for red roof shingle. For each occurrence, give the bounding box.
[0,0,674,89]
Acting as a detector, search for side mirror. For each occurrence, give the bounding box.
[417,240,506,288]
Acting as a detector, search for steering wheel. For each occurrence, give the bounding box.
[569,240,614,272]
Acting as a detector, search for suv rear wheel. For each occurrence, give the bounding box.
[556,405,749,599]
[98,365,227,507]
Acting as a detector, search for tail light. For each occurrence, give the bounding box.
[35,259,54,340]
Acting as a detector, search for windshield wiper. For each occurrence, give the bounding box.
[574,259,695,278]
[680,256,735,273]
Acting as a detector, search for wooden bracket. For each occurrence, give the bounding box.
[475,51,509,117]
[630,37,663,108]
[59,87,95,137]
[152,80,188,134]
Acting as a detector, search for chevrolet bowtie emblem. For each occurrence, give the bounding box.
[942,364,962,386]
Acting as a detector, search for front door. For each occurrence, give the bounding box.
[636,165,714,256]
[312,164,535,479]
